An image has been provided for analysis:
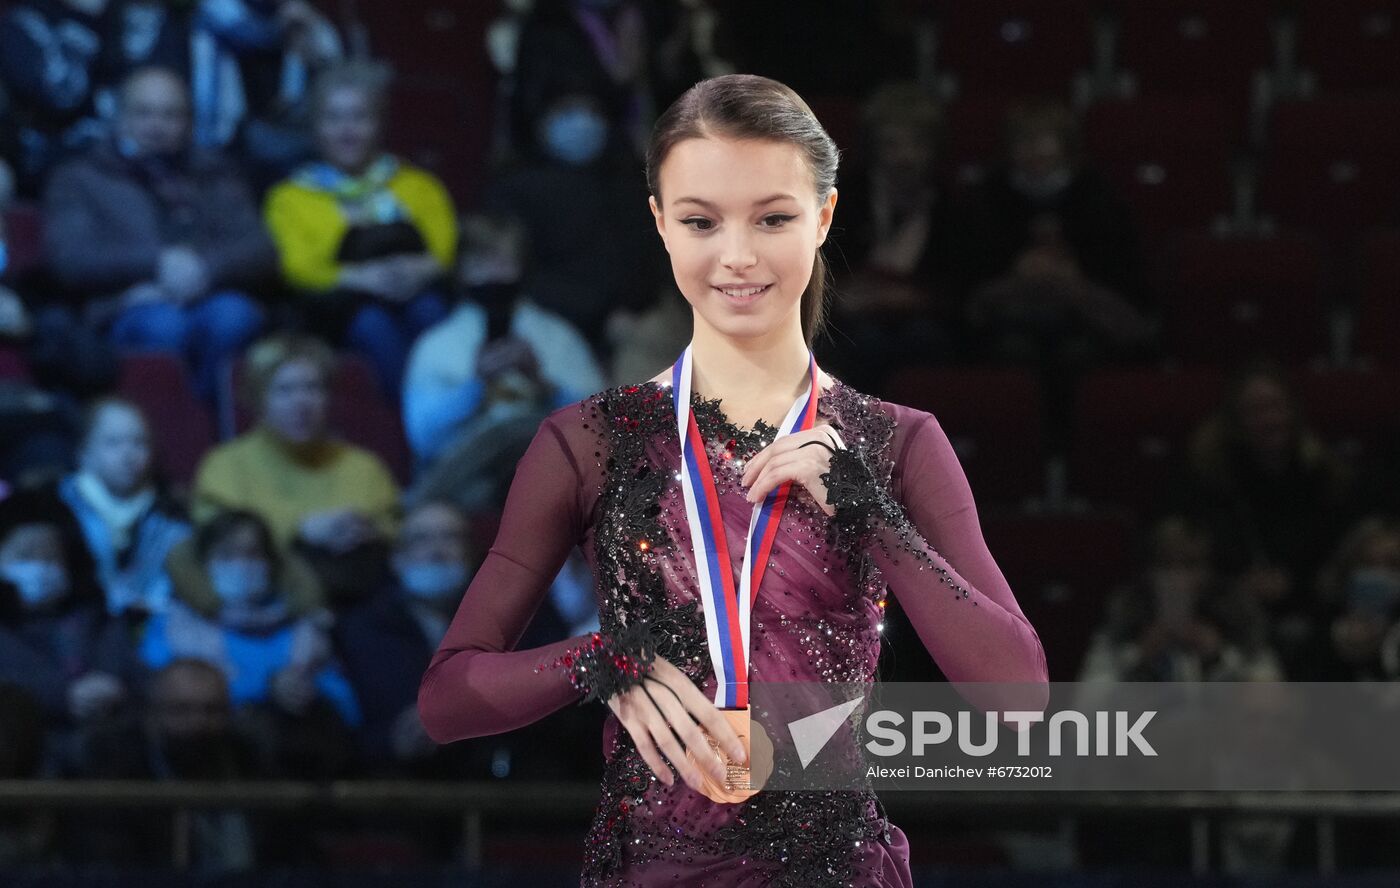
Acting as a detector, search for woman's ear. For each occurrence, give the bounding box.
[649,194,670,253]
[816,187,838,247]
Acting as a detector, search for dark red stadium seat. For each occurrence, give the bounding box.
[1257,98,1400,244]
[882,365,1046,505]
[2,203,44,278]
[327,354,412,484]
[1068,365,1225,512]
[1354,229,1400,365]
[0,346,29,382]
[1162,231,1328,364]
[1083,97,1237,236]
[981,509,1138,681]
[1297,0,1400,92]
[1293,365,1400,464]
[1107,0,1276,99]
[930,0,1095,99]
[384,78,491,207]
[116,353,214,488]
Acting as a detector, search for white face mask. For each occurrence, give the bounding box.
[208,558,272,606]
[1,560,69,609]
[397,560,469,603]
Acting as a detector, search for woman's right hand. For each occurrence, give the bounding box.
[606,655,747,792]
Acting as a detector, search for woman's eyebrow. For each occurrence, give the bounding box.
[673,194,799,210]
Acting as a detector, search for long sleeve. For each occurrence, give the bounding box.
[396,168,457,271]
[44,163,161,291]
[417,414,592,743]
[264,182,345,293]
[834,408,1049,707]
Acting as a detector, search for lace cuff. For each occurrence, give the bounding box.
[544,621,659,705]
[820,445,906,547]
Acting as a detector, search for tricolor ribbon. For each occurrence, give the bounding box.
[671,344,820,709]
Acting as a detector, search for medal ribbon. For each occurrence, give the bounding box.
[671,343,820,709]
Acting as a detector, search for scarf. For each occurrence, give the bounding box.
[294,154,406,223]
[72,471,156,553]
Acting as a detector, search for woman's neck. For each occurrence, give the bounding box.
[688,320,813,405]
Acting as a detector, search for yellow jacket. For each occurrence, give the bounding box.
[264,159,457,293]
[192,425,401,547]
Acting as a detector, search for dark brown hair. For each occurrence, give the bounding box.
[646,74,839,346]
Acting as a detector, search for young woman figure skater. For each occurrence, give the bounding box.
[419,74,1049,887]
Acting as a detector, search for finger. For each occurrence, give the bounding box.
[647,708,706,790]
[662,673,750,766]
[746,451,812,503]
[627,718,675,787]
[695,705,748,765]
[648,680,725,783]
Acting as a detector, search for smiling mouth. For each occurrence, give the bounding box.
[714,283,772,301]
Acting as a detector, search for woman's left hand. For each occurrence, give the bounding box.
[739,424,847,516]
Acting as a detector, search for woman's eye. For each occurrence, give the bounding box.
[761,214,796,228]
[681,217,713,231]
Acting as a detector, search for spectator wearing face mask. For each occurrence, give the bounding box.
[402,212,605,476]
[480,90,665,345]
[264,61,455,396]
[142,510,361,748]
[337,499,598,779]
[333,500,473,772]
[1316,517,1400,681]
[54,398,190,618]
[962,99,1156,369]
[42,66,273,403]
[0,489,139,731]
[64,658,265,873]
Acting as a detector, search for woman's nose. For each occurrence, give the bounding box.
[719,229,758,272]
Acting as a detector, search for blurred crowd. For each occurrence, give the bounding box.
[0,0,1397,874]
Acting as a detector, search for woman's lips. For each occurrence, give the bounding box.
[714,283,772,303]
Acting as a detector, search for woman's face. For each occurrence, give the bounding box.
[649,136,836,344]
[81,404,152,497]
[261,359,329,445]
[315,85,382,174]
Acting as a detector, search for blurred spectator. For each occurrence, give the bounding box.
[0,488,139,730]
[510,0,645,158]
[1316,517,1400,680]
[141,510,360,776]
[402,212,604,469]
[1163,360,1357,678]
[189,0,342,179]
[825,82,973,389]
[0,683,52,865]
[66,658,264,873]
[193,333,398,604]
[963,100,1156,367]
[1078,515,1280,682]
[43,66,272,402]
[482,89,663,345]
[337,499,598,780]
[606,284,689,387]
[0,159,30,340]
[0,0,111,194]
[334,500,472,772]
[265,61,454,395]
[54,398,189,617]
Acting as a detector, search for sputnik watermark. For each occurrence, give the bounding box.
[861,709,1157,758]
